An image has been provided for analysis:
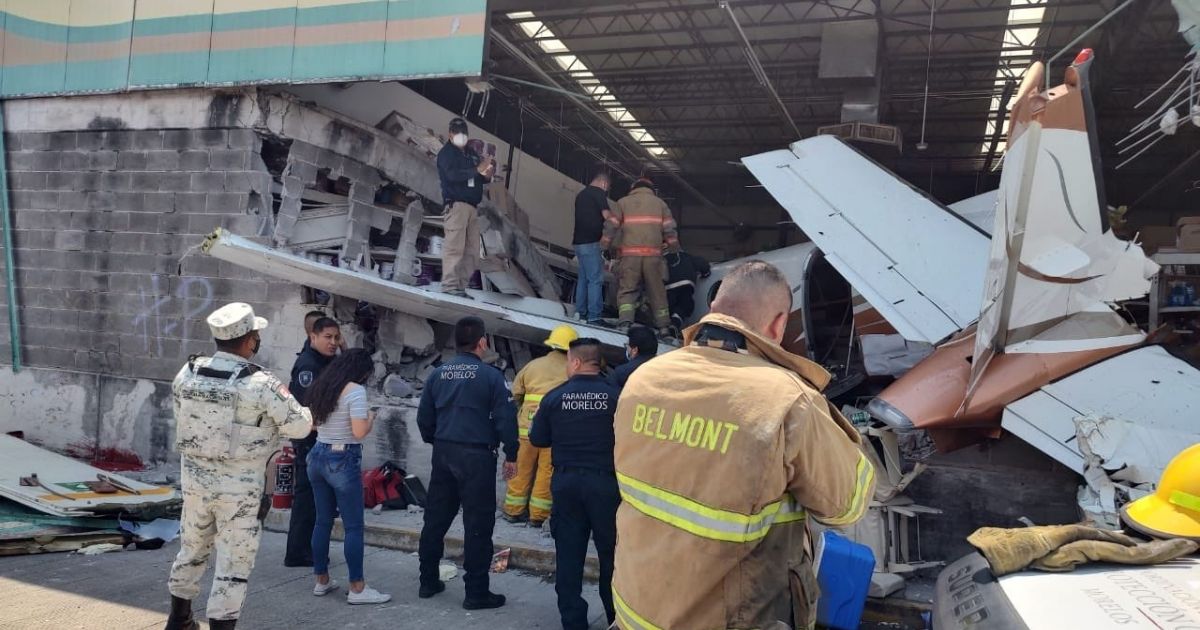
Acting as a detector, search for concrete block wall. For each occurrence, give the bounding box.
[0,126,310,462]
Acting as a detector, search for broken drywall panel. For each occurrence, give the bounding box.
[202,229,672,354]
[743,135,991,344]
[1002,345,1200,479]
[0,435,178,518]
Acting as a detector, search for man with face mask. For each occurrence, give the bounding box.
[165,303,313,630]
[436,117,495,298]
[607,325,657,390]
[610,261,876,630]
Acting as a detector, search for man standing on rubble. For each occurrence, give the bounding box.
[417,316,519,610]
[284,316,341,568]
[528,338,621,630]
[609,177,678,337]
[572,165,617,324]
[502,324,578,527]
[436,117,494,299]
[166,303,313,630]
[610,261,876,630]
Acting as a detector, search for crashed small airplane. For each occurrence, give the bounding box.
[745,50,1186,457]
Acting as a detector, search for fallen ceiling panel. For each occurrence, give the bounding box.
[1002,345,1200,481]
[0,436,178,517]
[201,229,671,354]
[743,135,991,344]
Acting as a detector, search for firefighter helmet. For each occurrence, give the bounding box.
[1122,442,1200,542]
[544,325,580,351]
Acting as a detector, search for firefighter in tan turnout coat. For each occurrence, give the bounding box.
[606,177,679,334]
[611,261,876,630]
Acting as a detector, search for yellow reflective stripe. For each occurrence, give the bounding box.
[619,304,636,312]
[519,427,530,437]
[616,472,804,543]
[818,452,876,526]
[613,588,662,630]
[1170,490,1200,513]
[525,394,545,403]
[504,493,528,507]
[529,496,553,510]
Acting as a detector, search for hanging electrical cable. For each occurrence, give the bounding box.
[917,0,936,152]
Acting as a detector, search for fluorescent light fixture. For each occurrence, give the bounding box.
[507,11,670,157]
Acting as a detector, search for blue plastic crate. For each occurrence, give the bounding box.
[815,530,876,630]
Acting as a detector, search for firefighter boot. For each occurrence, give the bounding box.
[164,596,198,630]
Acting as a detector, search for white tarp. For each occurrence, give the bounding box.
[0,435,178,517]
[743,135,990,345]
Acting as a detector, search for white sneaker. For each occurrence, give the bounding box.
[313,579,339,596]
[347,585,392,605]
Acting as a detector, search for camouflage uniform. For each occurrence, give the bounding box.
[168,305,312,622]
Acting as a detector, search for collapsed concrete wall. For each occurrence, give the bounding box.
[0,89,444,465]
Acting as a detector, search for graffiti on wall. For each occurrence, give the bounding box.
[130,275,213,357]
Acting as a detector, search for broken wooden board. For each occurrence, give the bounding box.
[0,436,179,518]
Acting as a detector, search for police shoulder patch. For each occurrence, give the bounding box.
[298,370,314,388]
[275,383,291,401]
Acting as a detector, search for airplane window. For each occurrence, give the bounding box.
[707,281,722,306]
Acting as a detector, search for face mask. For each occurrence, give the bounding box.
[625,347,633,362]
[251,336,262,355]
[451,133,468,148]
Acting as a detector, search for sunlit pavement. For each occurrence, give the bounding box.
[0,530,607,629]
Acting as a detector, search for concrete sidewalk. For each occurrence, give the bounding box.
[265,504,600,578]
[0,530,605,630]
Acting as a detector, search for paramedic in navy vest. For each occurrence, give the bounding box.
[416,316,518,610]
[284,316,342,568]
[528,338,621,630]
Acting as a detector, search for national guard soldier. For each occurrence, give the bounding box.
[611,261,876,630]
[417,316,519,610]
[528,338,621,630]
[165,303,314,630]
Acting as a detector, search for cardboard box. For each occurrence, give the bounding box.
[1178,217,1200,252]
[1138,225,1178,256]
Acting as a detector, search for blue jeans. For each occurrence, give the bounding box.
[308,442,365,582]
[574,242,605,322]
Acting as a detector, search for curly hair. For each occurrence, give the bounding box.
[305,348,374,426]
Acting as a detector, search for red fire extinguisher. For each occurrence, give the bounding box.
[273,446,295,509]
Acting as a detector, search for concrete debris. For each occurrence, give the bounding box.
[383,375,416,398]
[377,311,436,356]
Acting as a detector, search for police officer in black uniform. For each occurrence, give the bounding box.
[283,316,340,567]
[529,338,621,630]
[416,316,518,610]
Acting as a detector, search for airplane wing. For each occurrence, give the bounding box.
[199,229,673,354]
[743,135,991,344]
[1002,345,1200,482]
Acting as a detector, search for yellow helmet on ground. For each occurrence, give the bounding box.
[1122,443,1200,542]
[544,325,579,351]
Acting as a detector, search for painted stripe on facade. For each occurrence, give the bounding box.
[0,0,484,97]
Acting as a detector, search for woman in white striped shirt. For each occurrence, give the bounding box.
[302,348,390,605]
